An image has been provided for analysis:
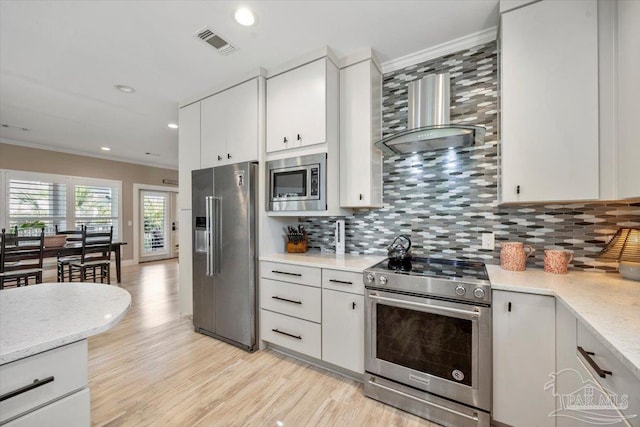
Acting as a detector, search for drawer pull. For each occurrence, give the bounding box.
[272,295,302,305]
[329,279,353,285]
[271,270,302,277]
[272,329,302,340]
[0,376,55,402]
[578,346,612,378]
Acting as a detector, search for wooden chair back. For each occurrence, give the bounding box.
[0,228,45,286]
[55,224,84,243]
[80,226,113,264]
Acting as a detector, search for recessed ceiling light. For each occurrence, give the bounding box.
[114,84,135,93]
[168,123,179,129]
[101,146,111,151]
[234,7,256,26]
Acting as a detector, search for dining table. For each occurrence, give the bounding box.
[43,242,127,283]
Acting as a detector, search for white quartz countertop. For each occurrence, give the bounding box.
[260,252,386,273]
[487,265,640,381]
[0,283,131,365]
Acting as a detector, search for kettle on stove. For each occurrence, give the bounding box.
[387,235,412,270]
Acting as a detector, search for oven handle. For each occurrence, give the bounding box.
[367,377,479,422]
[367,294,480,319]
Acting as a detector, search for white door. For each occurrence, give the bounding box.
[140,190,173,262]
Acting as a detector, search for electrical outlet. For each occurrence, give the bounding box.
[482,232,495,250]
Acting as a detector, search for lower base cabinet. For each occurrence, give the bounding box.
[492,290,556,427]
[322,290,364,373]
[4,388,90,427]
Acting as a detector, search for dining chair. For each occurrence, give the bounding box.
[0,227,45,289]
[69,226,113,284]
[55,224,84,282]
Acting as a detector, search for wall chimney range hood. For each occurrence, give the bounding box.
[375,73,485,155]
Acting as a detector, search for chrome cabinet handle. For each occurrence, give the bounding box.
[0,376,55,402]
[578,346,612,378]
[272,329,301,340]
[367,294,480,319]
[272,296,302,305]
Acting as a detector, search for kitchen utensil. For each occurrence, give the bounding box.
[500,242,535,271]
[387,235,412,270]
[544,250,573,274]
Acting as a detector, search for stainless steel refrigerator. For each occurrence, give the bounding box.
[192,162,258,352]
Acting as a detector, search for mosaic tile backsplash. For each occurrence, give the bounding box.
[301,41,640,272]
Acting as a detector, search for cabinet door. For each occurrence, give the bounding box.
[322,289,364,373]
[227,79,259,164]
[617,0,640,199]
[501,0,599,202]
[291,58,327,148]
[266,71,293,153]
[200,91,227,168]
[493,290,556,427]
[178,103,201,210]
[340,60,382,208]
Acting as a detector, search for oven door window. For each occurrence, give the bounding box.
[376,304,473,386]
[273,170,307,199]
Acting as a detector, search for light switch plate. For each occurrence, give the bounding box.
[482,232,495,250]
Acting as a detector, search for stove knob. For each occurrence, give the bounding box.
[473,288,486,299]
[455,285,466,296]
[378,275,388,285]
[365,273,375,284]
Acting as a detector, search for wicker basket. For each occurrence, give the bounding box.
[44,235,67,248]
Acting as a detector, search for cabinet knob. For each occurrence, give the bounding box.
[516,185,520,195]
[297,133,302,141]
[359,194,364,201]
[352,302,356,310]
[217,155,222,161]
[227,154,231,159]
[283,137,288,143]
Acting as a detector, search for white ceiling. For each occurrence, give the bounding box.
[0,0,499,169]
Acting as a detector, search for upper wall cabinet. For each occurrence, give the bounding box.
[339,59,383,208]
[500,0,599,203]
[617,0,640,199]
[266,58,338,153]
[201,79,259,168]
[178,102,201,210]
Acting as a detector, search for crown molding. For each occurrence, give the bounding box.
[381,27,498,74]
[0,138,178,170]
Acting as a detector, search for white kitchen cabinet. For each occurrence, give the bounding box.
[501,0,599,203]
[322,289,364,374]
[340,59,383,208]
[493,290,556,427]
[617,0,640,199]
[178,102,201,210]
[201,78,258,167]
[266,58,336,153]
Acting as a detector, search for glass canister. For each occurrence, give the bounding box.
[500,242,535,271]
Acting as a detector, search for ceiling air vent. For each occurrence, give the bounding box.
[194,27,236,56]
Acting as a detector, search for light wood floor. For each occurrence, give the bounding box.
[89,260,436,426]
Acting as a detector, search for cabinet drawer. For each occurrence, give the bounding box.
[260,309,321,359]
[322,269,364,295]
[260,261,321,287]
[577,322,640,424]
[260,279,321,322]
[0,340,88,424]
[4,388,90,427]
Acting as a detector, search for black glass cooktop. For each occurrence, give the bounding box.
[371,256,489,282]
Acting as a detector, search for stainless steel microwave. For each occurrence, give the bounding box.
[266,153,327,212]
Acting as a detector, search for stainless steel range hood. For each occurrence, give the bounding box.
[375,73,485,155]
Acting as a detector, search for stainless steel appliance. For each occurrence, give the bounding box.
[192,162,258,352]
[363,257,492,427]
[266,153,326,212]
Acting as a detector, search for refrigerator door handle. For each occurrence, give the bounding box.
[213,197,222,274]
[205,196,213,277]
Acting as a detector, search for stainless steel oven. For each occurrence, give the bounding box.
[266,153,326,212]
[363,257,492,427]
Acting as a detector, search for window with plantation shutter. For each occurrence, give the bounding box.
[1,170,122,240]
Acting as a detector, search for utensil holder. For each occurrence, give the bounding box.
[286,239,308,253]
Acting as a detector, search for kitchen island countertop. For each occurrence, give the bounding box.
[487,265,640,382]
[260,251,386,273]
[0,283,131,365]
